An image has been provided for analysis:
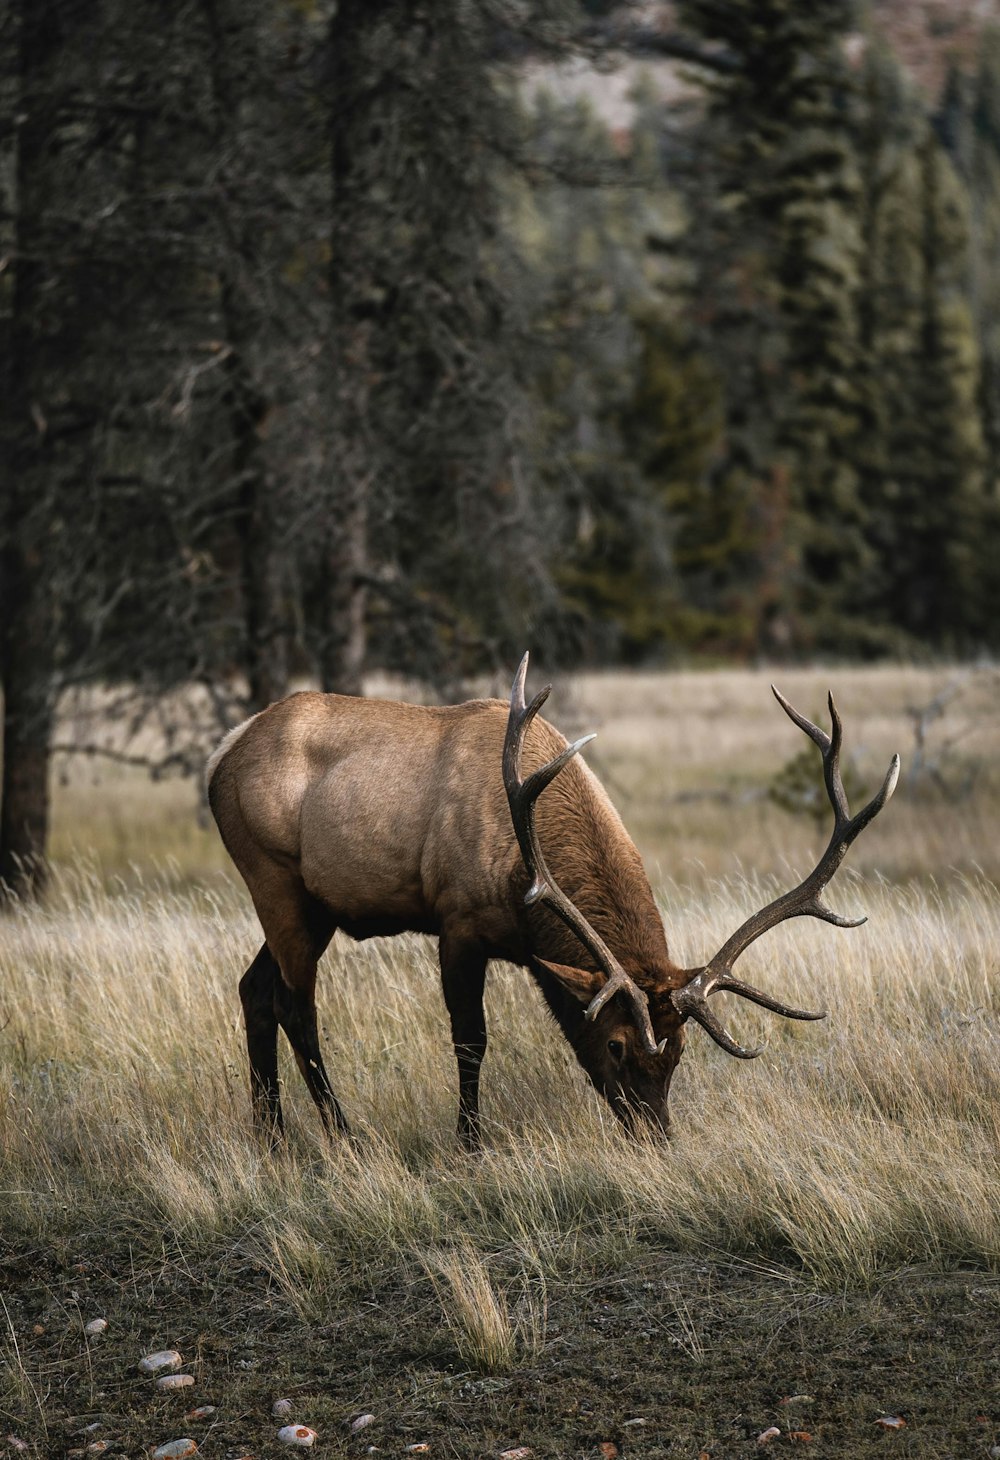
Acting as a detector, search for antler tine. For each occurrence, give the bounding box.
[683,1000,764,1060]
[503,653,666,1057]
[670,689,899,1058]
[771,684,831,750]
[713,972,831,1019]
[772,686,851,825]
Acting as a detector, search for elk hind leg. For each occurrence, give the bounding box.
[239,943,284,1146]
[266,890,348,1136]
[440,936,488,1151]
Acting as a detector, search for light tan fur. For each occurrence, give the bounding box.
[208,692,668,971]
[204,711,262,793]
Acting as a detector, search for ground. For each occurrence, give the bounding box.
[6,1244,999,1457]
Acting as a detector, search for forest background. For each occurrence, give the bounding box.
[3,0,1000,897]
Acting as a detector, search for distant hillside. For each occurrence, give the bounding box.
[871,0,1000,99]
[527,2,1000,133]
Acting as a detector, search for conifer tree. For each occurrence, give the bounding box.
[857,48,988,646]
[944,34,1000,527]
[675,0,871,652]
[892,132,986,643]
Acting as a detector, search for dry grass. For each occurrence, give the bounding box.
[49,663,1000,890]
[566,663,1000,885]
[2,866,997,1295]
[12,667,1000,1274]
[2,666,999,1453]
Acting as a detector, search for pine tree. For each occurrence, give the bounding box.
[513,92,684,662]
[856,47,988,646]
[852,40,925,641]
[892,132,986,643]
[949,33,1000,605]
[675,0,872,653]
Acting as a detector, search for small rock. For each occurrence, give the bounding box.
[757,1428,781,1446]
[32,1324,45,1336]
[79,1424,102,1436]
[85,1318,108,1338]
[622,1419,646,1428]
[788,1433,812,1443]
[989,1447,1000,1459]
[499,1450,532,1459]
[5,1439,29,1454]
[272,1399,294,1419]
[277,1426,317,1448]
[599,1446,618,1460]
[152,1442,198,1460]
[139,1350,183,1377]
[86,1443,108,1455]
[157,1374,195,1392]
[780,1395,814,1406]
[185,1407,216,1420]
[350,1414,376,1433]
[404,1447,430,1455]
[874,1417,906,1430]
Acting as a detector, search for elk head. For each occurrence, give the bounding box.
[504,655,900,1136]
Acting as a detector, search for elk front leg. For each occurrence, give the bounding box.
[440,936,488,1151]
[239,944,284,1146]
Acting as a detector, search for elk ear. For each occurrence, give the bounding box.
[535,957,605,1006]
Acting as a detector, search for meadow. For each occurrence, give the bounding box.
[2,667,999,1459]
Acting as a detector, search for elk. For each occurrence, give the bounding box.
[206,654,899,1147]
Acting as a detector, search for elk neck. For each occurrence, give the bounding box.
[520,769,682,1039]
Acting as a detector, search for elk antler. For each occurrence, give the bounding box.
[503,653,666,1056]
[671,687,900,1058]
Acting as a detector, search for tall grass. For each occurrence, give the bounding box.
[3,666,999,1374]
[2,860,997,1314]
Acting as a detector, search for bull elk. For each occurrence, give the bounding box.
[206,654,899,1147]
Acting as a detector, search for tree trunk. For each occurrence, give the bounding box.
[203,0,290,713]
[0,0,68,901]
[0,555,54,898]
[224,296,289,712]
[315,479,367,695]
[321,0,373,696]
[240,465,289,711]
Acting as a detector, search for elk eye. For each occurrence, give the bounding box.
[607,1039,625,1061]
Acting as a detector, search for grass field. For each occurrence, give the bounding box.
[2,667,999,1458]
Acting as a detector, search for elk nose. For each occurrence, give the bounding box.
[615,1095,671,1141]
[640,1098,672,1142]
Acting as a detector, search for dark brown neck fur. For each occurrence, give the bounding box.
[520,749,682,993]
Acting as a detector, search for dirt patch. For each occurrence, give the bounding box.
[3,1238,997,1459]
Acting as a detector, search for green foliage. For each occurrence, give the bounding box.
[854,51,990,648]
[674,0,873,652]
[655,3,1000,658]
[768,744,867,829]
[7,0,1000,732]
